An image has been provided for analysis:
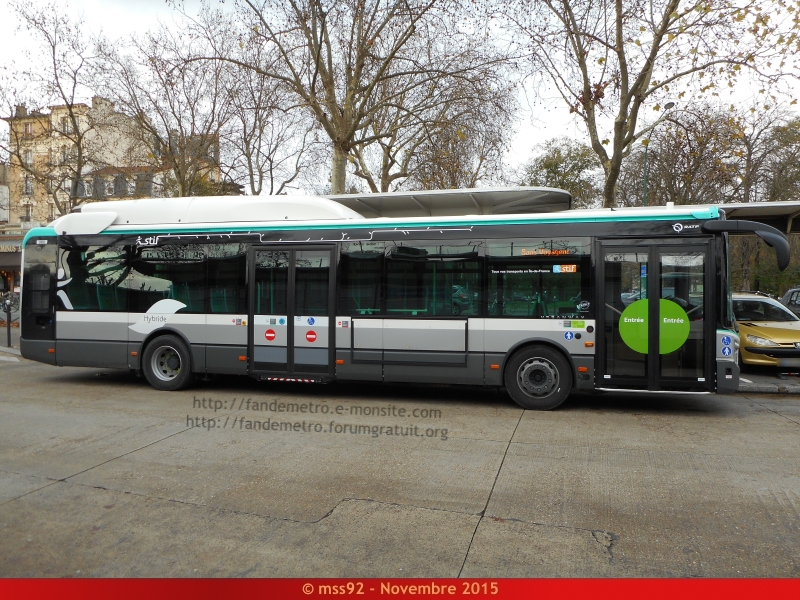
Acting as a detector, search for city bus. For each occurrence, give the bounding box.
[19,188,791,410]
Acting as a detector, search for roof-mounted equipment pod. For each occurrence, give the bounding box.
[702,219,791,271]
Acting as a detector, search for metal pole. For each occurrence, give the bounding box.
[642,143,649,207]
[5,304,10,348]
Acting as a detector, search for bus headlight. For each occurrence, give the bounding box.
[746,334,780,347]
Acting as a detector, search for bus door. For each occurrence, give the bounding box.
[248,245,335,380]
[597,240,713,392]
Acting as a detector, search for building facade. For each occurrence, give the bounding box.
[1,97,169,235]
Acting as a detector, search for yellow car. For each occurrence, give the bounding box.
[733,293,800,367]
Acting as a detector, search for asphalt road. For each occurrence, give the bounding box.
[1,357,798,577]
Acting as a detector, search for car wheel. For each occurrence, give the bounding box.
[504,345,572,410]
[142,334,194,391]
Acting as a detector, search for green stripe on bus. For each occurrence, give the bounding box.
[96,210,721,236]
[22,227,58,245]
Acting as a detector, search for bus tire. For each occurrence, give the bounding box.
[142,335,194,391]
[504,345,572,410]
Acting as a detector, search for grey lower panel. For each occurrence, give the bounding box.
[20,338,56,365]
[295,347,329,366]
[716,359,739,393]
[353,349,382,363]
[56,318,128,342]
[484,353,506,386]
[191,344,206,373]
[56,339,128,369]
[572,355,594,390]
[384,353,483,385]
[206,345,247,375]
[128,342,141,370]
[254,346,287,363]
[383,351,466,365]
[336,350,382,381]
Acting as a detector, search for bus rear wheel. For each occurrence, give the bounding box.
[504,346,572,410]
[143,334,194,391]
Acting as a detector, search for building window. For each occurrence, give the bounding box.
[24,204,33,222]
[23,150,33,166]
[61,146,68,165]
[23,177,33,196]
[93,177,106,199]
[113,175,127,197]
[60,117,72,134]
[49,204,56,221]
[23,122,33,137]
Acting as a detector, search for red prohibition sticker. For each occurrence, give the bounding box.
[265,329,276,341]
[306,330,317,343]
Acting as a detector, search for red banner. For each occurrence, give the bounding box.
[1,578,798,600]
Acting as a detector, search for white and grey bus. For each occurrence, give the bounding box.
[19,188,790,409]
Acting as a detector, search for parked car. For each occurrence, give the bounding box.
[451,285,475,315]
[779,287,800,317]
[732,292,800,366]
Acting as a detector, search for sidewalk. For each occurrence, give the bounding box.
[738,369,800,395]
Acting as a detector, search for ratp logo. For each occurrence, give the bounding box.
[673,223,683,232]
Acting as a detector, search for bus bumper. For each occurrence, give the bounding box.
[716,359,739,394]
[20,338,56,365]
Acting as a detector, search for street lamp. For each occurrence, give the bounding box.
[642,101,675,207]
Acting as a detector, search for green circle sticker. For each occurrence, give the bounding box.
[619,299,649,354]
[619,299,691,355]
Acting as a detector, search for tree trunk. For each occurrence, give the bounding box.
[602,158,621,208]
[331,145,348,194]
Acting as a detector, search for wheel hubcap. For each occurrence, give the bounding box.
[518,357,558,397]
[151,345,181,381]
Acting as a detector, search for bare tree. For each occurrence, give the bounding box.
[97,23,231,197]
[616,107,739,206]
[347,32,517,192]
[765,118,800,203]
[520,137,602,208]
[187,0,511,194]
[502,0,800,207]
[213,19,319,196]
[0,1,128,217]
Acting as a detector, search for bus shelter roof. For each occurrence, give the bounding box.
[719,201,800,234]
[324,187,572,218]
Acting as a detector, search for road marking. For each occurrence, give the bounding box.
[740,377,752,383]
[0,355,20,362]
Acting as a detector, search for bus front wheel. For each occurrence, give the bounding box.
[143,335,194,391]
[504,346,572,410]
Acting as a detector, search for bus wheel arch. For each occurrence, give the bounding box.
[141,332,194,391]
[503,343,573,410]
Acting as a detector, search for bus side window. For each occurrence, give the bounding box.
[58,245,129,312]
[127,244,206,313]
[338,242,383,315]
[487,238,591,319]
[385,242,481,317]
[207,244,247,314]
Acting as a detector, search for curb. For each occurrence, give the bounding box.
[0,346,21,356]
[739,383,800,395]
